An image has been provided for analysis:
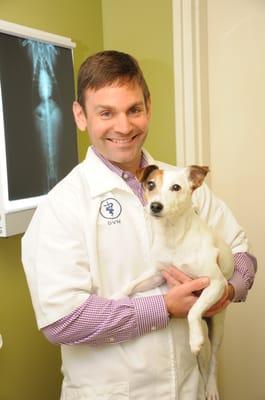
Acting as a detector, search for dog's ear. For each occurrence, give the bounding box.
[188,165,210,190]
[136,165,159,183]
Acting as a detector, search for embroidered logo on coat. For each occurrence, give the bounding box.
[99,198,122,219]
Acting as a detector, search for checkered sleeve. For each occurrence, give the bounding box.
[229,252,257,302]
[42,294,169,346]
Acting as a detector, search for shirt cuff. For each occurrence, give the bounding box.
[132,295,169,336]
[229,252,257,302]
[228,270,248,302]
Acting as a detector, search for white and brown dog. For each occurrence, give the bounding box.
[113,164,234,399]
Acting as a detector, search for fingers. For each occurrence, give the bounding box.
[204,299,230,317]
[162,265,193,286]
[162,266,210,293]
[162,270,180,288]
[204,286,230,317]
[181,277,210,295]
[168,277,210,305]
[164,277,210,318]
[227,283,235,301]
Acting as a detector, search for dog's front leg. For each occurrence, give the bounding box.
[111,269,164,299]
[187,277,226,355]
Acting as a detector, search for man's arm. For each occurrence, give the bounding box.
[42,275,212,345]
[41,294,169,345]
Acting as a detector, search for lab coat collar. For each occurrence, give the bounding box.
[82,146,156,198]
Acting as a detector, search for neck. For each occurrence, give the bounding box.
[111,158,140,175]
[153,207,194,245]
[92,146,146,175]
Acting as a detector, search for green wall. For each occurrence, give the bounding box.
[0,2,103,399]
[0,1,176,399]
[102,0,176,165]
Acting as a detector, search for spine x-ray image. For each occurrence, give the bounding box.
[22,40,63,189]
[0,32,78,200]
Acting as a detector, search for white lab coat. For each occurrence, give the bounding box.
[22,147,249,400]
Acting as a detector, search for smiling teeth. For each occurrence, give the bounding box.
[111,138,133,144]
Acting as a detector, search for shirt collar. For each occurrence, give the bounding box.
[91,145,149,179]
[82,146,154,198]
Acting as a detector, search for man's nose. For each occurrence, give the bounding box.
[114,114,132,134]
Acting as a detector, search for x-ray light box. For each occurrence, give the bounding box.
[0,20,78,237]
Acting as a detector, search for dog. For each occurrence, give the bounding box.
[113,164,234,399]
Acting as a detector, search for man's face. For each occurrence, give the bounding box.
[73,82,151,173]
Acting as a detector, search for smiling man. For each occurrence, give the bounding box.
[22,50,256,400]
[73,81,150,173]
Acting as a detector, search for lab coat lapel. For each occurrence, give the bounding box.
[82,147,132,198]
[81,146,156,199]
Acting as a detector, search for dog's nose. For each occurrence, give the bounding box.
[150,202,163,214]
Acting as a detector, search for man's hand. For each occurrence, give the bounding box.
[204,283,234,317]
[163,267,210,318]
[162,266,234,318]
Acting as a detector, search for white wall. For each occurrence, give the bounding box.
[207,1,265,398]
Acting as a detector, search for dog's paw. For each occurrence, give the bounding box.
[206,392,219,400]
[206,390,219,400]
[206,378,219,400]
[189,332,204,355]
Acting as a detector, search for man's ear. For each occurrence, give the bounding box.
[136,165,159,183]
[188,165,210,190]
[72,101,87,132]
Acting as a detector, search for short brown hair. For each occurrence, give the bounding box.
[77,50,150,109]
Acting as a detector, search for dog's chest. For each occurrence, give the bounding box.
[152,238,203,278]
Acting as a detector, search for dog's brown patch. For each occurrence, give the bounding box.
[136,165,164,201]
[136,165,159,183]
[188,165,209,190]
[144,169,164,201]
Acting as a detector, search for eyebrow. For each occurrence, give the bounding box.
[95,101,145,112]
[95,105,114,111]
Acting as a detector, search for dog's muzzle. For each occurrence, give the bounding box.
[150,201,164,214]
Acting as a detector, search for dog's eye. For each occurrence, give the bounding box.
[147,181,156,191]
[171,184,181,192]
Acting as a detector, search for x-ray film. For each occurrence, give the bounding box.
[0,32,78,200]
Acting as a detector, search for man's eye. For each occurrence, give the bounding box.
[100,111,112,119]
[128,106,144,116]
[171,184,181,192]
[147,181,156,191]
[130,107,141,114]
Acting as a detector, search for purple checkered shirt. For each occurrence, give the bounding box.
[42,148,257,346]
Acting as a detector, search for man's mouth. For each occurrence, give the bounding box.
[107,135,137,144]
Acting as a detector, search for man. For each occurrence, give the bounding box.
[22,50,256,399]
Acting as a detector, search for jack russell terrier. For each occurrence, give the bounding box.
[113,164,234,400]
